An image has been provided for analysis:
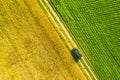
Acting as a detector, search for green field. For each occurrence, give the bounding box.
[49,0,120,79]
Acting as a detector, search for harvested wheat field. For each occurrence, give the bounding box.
[0,0,86,80]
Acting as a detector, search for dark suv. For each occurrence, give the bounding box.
[71,48,82,62]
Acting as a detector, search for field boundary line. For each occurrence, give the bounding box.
[39,0,98,80]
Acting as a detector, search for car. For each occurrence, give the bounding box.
[71,48,82,62]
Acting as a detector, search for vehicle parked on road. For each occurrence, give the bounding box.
[71,48,82,62]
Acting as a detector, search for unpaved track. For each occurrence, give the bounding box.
[40,0,98,80]
[0,0,86,80]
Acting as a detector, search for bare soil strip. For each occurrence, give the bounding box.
[40,0,98,80]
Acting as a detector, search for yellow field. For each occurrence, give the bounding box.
[0,0,86,80]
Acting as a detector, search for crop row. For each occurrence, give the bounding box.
[49,0,120,79]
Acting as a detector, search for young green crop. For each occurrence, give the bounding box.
[49,0,120,79]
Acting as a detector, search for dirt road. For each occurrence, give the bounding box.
[40,0,98,80]
[0,0,86,79]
